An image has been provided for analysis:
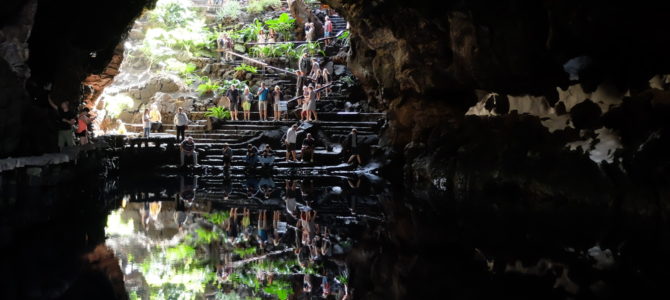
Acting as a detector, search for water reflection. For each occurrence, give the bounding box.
[105,174,381,299]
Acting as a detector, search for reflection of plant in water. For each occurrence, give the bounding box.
[233,247,257,258]
[196,228,220,244]
[263,280,292,300]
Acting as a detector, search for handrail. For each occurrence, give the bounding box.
[285,82,337,104]
[245,30,346,46]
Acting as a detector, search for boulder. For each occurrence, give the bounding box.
[333,64,347,76]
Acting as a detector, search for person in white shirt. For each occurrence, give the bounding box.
[173,107,190,142]
[285,124,299,162]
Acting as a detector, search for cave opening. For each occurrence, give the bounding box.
[2,0,670,299]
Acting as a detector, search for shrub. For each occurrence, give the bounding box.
[204,106,231,120]
[296,41,325,57]
[234,63,258,73]
[196,77,222,95]
[147,0,196,30]
[216,0,242,21]
[264,13,295,41]
[246,0,281,14]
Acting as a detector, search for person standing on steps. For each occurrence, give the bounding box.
[222,142,233,170]
[174,107,189,142]
[272,85,283,121]
[345,128,362,166]
[285,124,299,162]
[297,53,310,97]
[309,58,320,80]
[256,82,270,121]
[142,108,152,138]
[323,16,333,46]
[216,32,226,60]
[76,108,94,145]
[307,85,318,122]
[322,67,331,97]
[301,85,309,121]
[48,96,76,150]
[305,21,315,42]
[242,86,253,121]
[226,85,240,121]
[180,136,198,167]
[150,104,162,133]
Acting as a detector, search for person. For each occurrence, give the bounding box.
[222,142,233,170]
[272,85,283,121]
[242,86,253,121]
[180,136,198,167]
[305,21,315,42]
[301,133,316,162]
[323,16,333,45]
[271,210,283,246]
[259,146,275,170]
[76,108,94,145]
[301,85,309,121]
[257,29,267,45]
[224,34,234,61]
[284,180,298,217]
[226,85,240,121]
[226,207,239,238]
[116,119,127,135]
[142,108,152,138]
[150,105,162,132]
[285,124,298,162]
[48,97,76,150]
[295,70,304,98]
[174,107,189,142]
[309,58,320,80]
[268,28,277,43]
[315,68,323,85]
[216,32,229,60]
[256,83,270,121]
[322,67,331,97]
[307,85,318,121]
[246,143,259,170]
[257,210,269,248]
[298,53,310,76]
[345,128,362,166]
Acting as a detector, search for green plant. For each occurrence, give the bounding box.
[221,79,247,91]
[195,228,220,244]
[204,211,230,224]
[246,0,281,14]
[338,30,350,40]
[204,106,232,120]
[166,244,196,261]
[196,77,222,95]
[148,0,196,30]
[296,41,325,57]
[234,63,258,73]
[263,280,292,300]
[216,0,242,22]
[264,13,295,41]
[233,247,257,258]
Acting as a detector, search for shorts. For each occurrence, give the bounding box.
[258,100,267,110]
[242,101,251,111]
[274,102,280,112]
[351,147,359,155]
[231,101,240,110]
[325,31,331,38]
[75,130,87,137]
[223,156,231,164]
[287,143,296,151]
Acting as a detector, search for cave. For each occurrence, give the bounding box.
[2,0,670,299]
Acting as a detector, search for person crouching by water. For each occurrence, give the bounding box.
[245,144,259,171]
[222,142,233,170]
[301,133,315,162]
[174,107,190,142]
[180,136,198,167]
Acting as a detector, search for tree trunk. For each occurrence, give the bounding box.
[288,0,323,41]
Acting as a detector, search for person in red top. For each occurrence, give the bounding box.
[323,16,333,45]
[76,108,95,145]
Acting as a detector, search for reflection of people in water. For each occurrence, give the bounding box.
[257,210,269,249]
[226,207,239,238]
[284,180,298,217]
[222,176,232,201]
[347,175,362,214]
[216,252,233,283]
[258,176,275,199]
[300,179,314,207]
[246,175,260,199]
[179,175,198,208]
[271,210,283,246]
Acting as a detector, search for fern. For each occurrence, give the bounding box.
[234,63,258,73]
[204,106,231,120]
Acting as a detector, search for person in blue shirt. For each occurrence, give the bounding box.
[256,82,270,121]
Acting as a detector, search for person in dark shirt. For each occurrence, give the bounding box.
[301,133,316,162]
[226,85,240,121]
[180,137,198,167]
[345,128,361,166]
[48,96,76,150]
[246,143,259,170]
[222,142,233,170]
